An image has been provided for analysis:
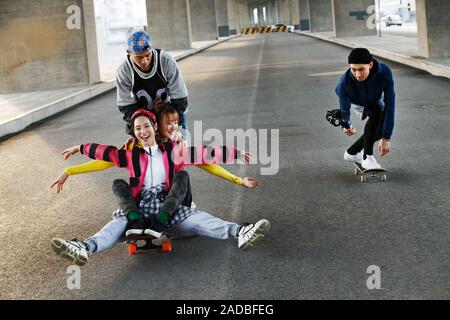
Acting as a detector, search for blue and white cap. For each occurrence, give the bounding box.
[127,31,152,54]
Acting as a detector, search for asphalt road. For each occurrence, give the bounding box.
[0,33,449,299]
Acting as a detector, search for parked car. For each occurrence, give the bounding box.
[271,23,294,32]
[385,15,402,27]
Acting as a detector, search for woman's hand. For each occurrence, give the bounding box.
[120,137,135,150]
[378,139,390,156]
[50,172,68,194]
[172,131,183,144]
[61,145,81,160]
[239,151,253,164]
[242,177,260,189]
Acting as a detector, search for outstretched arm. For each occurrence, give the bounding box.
[51,139,136,193]
[50,160,114,193]
[174,144,241,167]
[79,143,130,168]
[196,164,243,186]
[195,156,260,189]
[61,143,130,169]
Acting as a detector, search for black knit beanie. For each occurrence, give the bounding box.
[348,48,372,64]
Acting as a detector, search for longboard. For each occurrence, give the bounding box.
[126,229,172,254]
[354,162,387,182]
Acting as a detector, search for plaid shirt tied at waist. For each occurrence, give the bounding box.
[112,184,195,226]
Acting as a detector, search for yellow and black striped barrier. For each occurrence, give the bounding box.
[272,25,288,32]
[242,26,289,35]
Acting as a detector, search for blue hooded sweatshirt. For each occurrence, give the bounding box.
[335,59,395,140]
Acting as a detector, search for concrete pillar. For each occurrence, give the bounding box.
[266,1,276,25]
[146,0,192,51]
[298,0,310,31]
[248,0,273,26]
[309,0,333,33]
[248,2,256,26]
[237,0,251,30]
[417,0,450,59]
[216,0,230,37]
[189,0,218,41]
[82,0,100,85]
[0,0,100,93]
[289,0,300,29]
[276,0,290,24]
[227,0,239,35]
[332,0,376,38]
[256,4,264,26]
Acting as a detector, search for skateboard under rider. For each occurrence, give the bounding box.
[126,229,172,255]
[354,162,387,182]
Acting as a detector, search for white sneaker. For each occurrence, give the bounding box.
[237,219,270,250]
[51,238,89,266]
[361,155,381,170]
[344,150,363,163]
[144,228,163,239]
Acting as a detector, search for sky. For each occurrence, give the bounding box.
[379,0,416,15]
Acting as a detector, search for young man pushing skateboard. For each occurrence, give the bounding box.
[335,48,396,170]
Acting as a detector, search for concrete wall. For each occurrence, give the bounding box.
[309,0,333,33]
[0,0,99,93]
[190,0,218,41]
[417,0,450,59]
[298,0,310,30]
[216,0,230,37]
[146,0,192,50]
[332,0,376,38]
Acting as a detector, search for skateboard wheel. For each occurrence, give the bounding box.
[161,241,172,252]
[381,174,387,181]
[360,176,366,182]
[354,169,358,175]
[128,243,137,255]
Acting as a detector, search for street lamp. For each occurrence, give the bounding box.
[378,0,381,37]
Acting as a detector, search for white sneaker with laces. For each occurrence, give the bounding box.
[237,219,270,250]
[51,238,89,266]
[344,150,363,163]
[361,155,381,170]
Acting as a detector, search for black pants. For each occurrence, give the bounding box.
[347,102,384,157]
[112,170,193,218]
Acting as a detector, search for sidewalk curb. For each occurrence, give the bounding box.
[0,35,240,140]
[294,31,450,80]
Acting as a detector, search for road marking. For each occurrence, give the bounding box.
[217,36,266,298]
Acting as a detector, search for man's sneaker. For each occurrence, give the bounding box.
[125,219,149,238]
[51,238,89,266]
[144,228,163,239]
[127,216,165,240]
[361,155,381,170]
[237,219,270,250]
[344,150,363,163]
